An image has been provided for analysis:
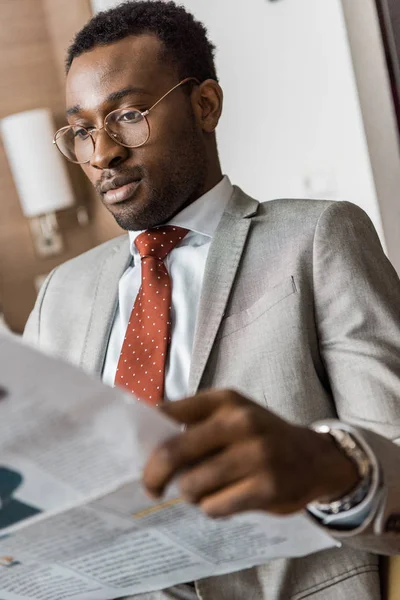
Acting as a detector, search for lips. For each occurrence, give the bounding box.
[103,180,141,205]
[101,175,142,205]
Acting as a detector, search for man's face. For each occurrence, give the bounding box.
[66,35,208,230]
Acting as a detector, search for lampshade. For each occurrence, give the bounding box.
[0,108,75,218]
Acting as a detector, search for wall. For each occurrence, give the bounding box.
[0,0,121,333]
[91,0,121,10]
[168,0,387,239]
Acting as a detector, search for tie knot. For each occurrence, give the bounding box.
[135,226,188,261]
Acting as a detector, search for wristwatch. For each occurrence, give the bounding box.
[308,422,374,515]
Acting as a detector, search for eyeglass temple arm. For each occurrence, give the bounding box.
[143,77,200,115]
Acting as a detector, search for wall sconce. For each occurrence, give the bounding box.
[0,108,76,258]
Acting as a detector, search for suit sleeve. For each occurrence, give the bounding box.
[313,201,400,554]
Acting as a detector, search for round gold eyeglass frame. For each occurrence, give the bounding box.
[53,77,200,164]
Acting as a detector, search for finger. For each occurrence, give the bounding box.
[143,405,262,497]
[160,389,247,425]
[200,474,305,518]
[199,474,275,518]
[179,437,270,503]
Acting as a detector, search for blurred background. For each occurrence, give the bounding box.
[1,0,400,333]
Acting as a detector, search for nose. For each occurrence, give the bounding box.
[89,128,129,170]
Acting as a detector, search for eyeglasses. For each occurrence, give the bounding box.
[53,77,200,164]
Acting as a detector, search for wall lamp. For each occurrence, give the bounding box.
[1,108,86,258]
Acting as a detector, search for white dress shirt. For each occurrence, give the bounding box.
[102,175,234,398]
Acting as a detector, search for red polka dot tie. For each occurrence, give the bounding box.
[115,226,188,405]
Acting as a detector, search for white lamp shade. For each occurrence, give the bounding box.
[1,108,75,218]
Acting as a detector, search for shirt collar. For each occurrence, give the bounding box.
[128,175,233,256]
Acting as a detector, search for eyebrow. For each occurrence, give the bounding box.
[66,86,149,117]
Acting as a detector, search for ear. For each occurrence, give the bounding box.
[192,79,223,133]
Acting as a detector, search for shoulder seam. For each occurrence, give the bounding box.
[36,267,58,341]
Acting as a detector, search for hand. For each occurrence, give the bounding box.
[143,390,360,518]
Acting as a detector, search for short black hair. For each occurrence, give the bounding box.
[66,1,218,83]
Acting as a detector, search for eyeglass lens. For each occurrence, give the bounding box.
[55,108,150,163]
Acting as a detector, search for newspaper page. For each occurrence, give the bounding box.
[0,334,337,600]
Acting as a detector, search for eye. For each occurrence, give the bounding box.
[73,127,90,140]
[117,110,143,124]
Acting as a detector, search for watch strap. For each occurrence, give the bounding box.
[308,421,378,516]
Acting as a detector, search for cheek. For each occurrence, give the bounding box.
[134,141,175,174]
[144,124,199,172]
[147,108,195,150]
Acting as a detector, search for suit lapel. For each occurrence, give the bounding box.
[188,187,259,394]
[80,236,131,375]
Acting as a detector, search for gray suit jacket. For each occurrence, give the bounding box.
[24,187,400,599]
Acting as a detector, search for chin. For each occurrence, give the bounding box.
[103,188,148,230]
[108,201,168,232]
[104,179,188,231]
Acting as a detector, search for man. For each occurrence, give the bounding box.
[24,2,400,598]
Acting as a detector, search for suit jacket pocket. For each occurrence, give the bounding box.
[217,276,297,340]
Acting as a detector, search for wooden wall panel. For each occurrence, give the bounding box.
[42,0,93,87]
[0,0,122,333]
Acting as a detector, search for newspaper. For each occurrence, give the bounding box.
[0,334,337,600]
